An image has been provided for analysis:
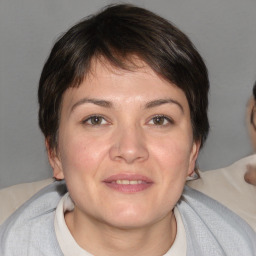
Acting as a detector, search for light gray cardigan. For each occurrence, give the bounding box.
[0,181,255,256]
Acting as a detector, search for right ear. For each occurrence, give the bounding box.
[45,138,64,180]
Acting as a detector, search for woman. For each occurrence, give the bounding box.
[0,4,255,256]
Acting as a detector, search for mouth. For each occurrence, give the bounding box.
[103,174,153,193]
[112,180,146,185]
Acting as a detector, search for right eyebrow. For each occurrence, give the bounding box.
[71,98,113,112]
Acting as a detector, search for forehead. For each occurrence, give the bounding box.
[62,58,189,112]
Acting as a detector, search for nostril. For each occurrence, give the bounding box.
[109,136,149,163]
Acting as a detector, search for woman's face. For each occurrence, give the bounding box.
[49,59,199,229]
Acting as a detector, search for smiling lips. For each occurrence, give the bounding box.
[103,174,153,193]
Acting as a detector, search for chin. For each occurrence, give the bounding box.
[104,207,154,229]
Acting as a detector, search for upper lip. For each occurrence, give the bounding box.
[103,173,153,183]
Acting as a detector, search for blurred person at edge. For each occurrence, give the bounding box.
[245,81,256,186]
[0,4,255,256]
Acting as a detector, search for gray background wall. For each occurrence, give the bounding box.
[1,0,256,189]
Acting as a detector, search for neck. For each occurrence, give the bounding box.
[65,209,177,256]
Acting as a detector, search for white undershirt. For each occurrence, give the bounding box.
[54,193,186,256]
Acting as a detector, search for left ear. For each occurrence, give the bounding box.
[45,139,65,180]
[187,140,200,177]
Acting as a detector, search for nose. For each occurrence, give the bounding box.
[109,124,149,164]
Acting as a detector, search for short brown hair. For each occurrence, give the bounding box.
[38,4,209,149]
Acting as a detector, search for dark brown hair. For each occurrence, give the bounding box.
[38,4,209,149]
[253,80,256,100]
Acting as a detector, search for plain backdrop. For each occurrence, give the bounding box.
[1,0,256,189]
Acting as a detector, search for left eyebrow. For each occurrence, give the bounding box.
[145,98,184,113]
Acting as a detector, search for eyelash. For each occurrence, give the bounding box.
[148,115,174,126]
[81,115,108,126]
[81,114,174,127]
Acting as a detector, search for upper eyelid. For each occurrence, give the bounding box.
[81,114,174,121]
[151,114,173,119]
[147,115,174,124]
[80,113,175,125]
[82,114,108,124]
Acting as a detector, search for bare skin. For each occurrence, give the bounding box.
[245,96,256,186]
[245,165,256,186]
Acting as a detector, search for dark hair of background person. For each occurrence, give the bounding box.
[250,80,256,130]
[253,80,256,100]
[38,4,210,150]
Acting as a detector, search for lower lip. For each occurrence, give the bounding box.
[104,182,153,193]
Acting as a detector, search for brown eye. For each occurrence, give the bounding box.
[149,115,173,126]
[83,115,107,125]
[153,116,165,125]
[91,116,103,125]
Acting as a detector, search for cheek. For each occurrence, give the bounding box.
[58,132,108,178]
[151,133,193,170]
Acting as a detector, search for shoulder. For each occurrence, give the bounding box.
[0,178,54,224]
[187,154,256,231]
[178,186,256,256]
[0,181,67,256]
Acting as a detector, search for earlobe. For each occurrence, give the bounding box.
[45,139,65,180]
